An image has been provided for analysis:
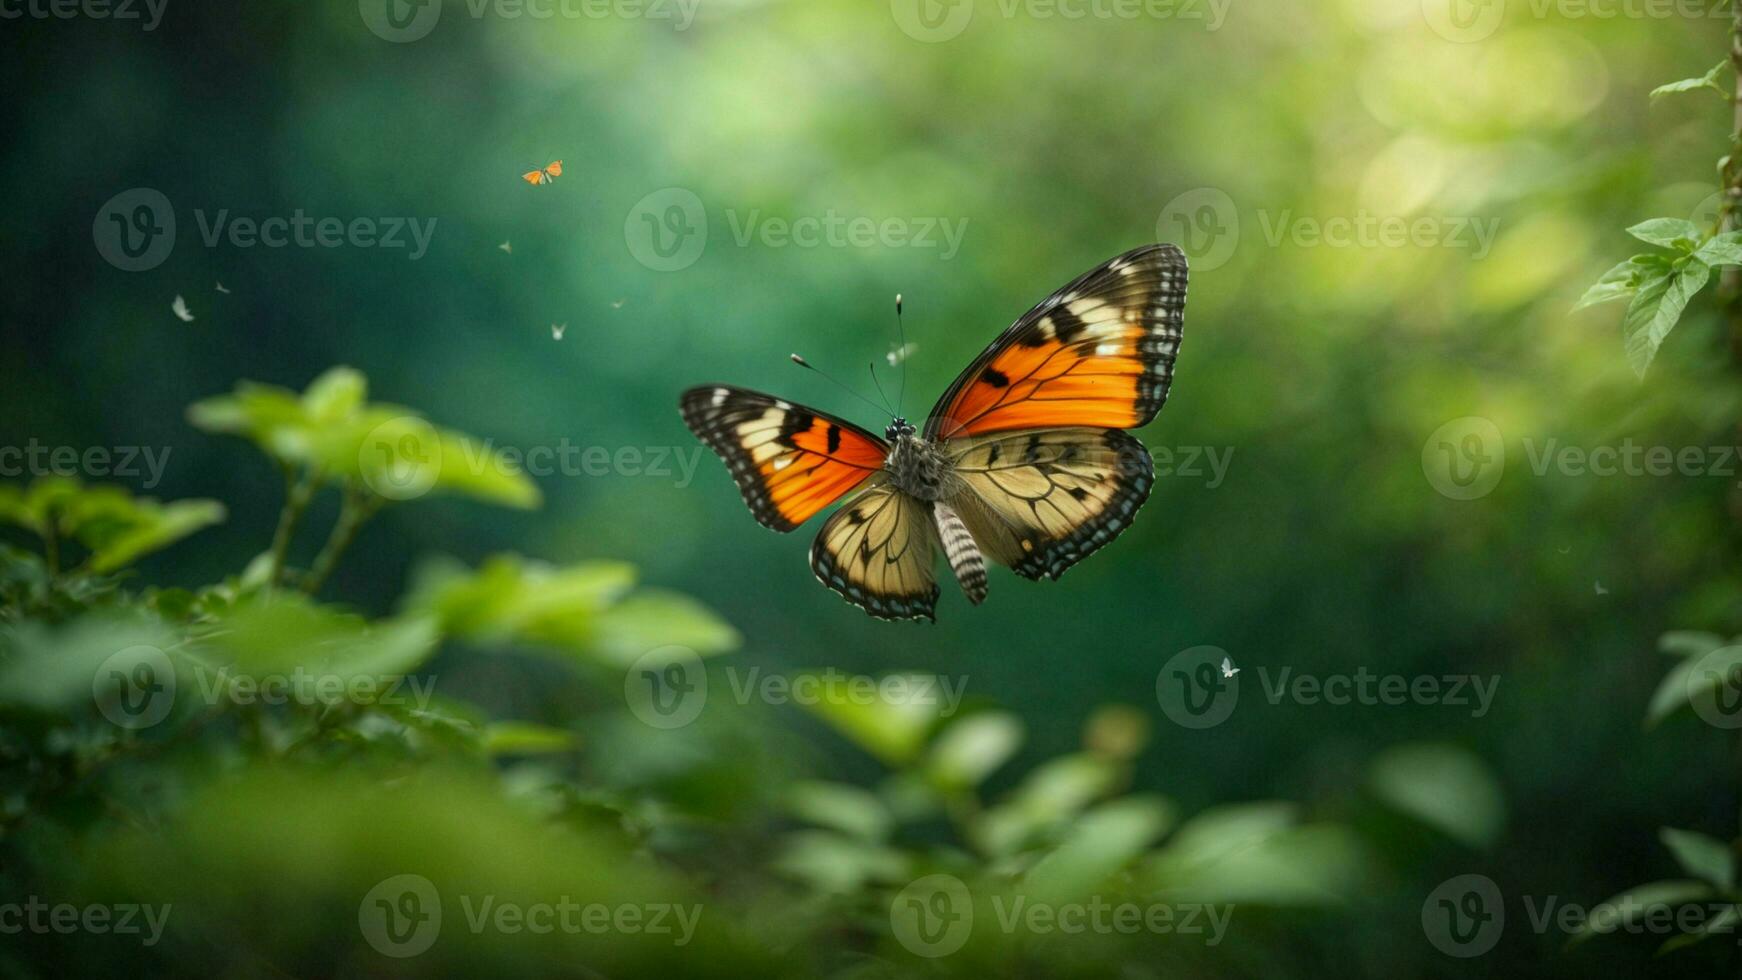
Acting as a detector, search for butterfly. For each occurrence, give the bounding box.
[522,161,562,186]
[171,295,195,322]
[679,244,1187,622]
[1220,656,1239,678]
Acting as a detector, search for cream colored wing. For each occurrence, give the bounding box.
[809,482,940,622]
[945,427,1154,581]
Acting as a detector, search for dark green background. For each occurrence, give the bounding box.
[4,0,1741,975]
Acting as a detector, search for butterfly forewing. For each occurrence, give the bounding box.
[679,385,887,532]
[925,244,1186,440]
[810,483,941,622]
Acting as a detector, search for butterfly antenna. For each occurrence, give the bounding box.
[867,362,895,417]
[894,293,908,417]
[790,354,894,418]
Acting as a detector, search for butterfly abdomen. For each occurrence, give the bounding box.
[932,501,987,605]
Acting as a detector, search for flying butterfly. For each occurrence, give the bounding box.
[522,160,563,186]
[679,244,1187,621]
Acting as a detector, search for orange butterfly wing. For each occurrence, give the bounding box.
[680,386,888,532]
[545,160,563,177]
[924,244,1187,440]
[522,170,546,185]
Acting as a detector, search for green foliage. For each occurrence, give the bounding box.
[1574,223,1742,377]
[1650,60,1732,102]
[0,477,223,575]
[5,369,1453,977]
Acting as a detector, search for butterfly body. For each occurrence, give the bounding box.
[681,244,1187,621]
[884,427,956,502]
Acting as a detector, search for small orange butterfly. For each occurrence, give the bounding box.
[521,160,562,186]
[680,245,1188,621]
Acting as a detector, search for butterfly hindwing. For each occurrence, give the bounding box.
[810,482,940,622]
[926,244,1186,440]
[680,385,888,532]
[945,427,1154,581]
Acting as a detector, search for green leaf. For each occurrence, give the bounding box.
[76,498,226,573]
[1568,880,1715,945]
[797,674,941,766]
[1572,259,1642,312]
[1649,60,1730,102]
[1646,644,1742,726]
[975,753,1126,856]
[591,590,741,666]
[1694,231,1742,267]
[1021,796,1175,905]
[1659,903,1738,954]
[1628,219,1702,249]
[299,366,367,423]
[0,611,182,712]
[481,721,579,756]
[1659,828,1735,890]
[1659,631,1725,658]
[771,829,909,895]
[926,711,1023,789]
[190,368,541,509]
[1622,261,1709,378]
[195,594,440,698]
[1368,742,1506,849]
[1143,806,1369,907]
[0,477,81,537]
[403,553,634,654]
[785,780,893,841]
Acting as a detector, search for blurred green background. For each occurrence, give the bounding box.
[5,0,1742,976]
